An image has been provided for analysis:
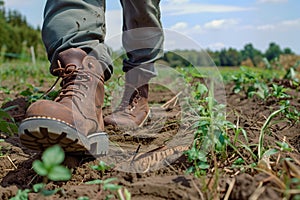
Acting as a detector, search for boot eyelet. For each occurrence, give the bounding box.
[130,106,135,111]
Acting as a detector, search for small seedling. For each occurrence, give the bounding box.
[9,189,31,200]
[32,145,71,182]
[86,177,127,200]
[258,108,285,160]
[86,177,121,191]
[271,83,290,99]
[91,160,112,176]
[276,141,292,152]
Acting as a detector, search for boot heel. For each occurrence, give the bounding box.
[87,132,109,155]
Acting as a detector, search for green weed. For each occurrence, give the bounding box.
[33,145,71,182]
[185,80,229,177]
[85,177,131,200]
[19,84,58,104]
[9,189,31,200]
[91,160,112,176]
[284,60,300,82]
[258,108,285,160]
[32,145,70,196]
[10,146,71,199]
[87,161,131,200]
[0,107,18,135]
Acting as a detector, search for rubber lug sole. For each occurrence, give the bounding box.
[18,118,108,156]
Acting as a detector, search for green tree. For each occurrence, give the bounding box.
[207,49,220,66]
[163,51,190,67]
[241,43,263,66]
[0,5,44,60]
[219,48,242,66]
[283,47,294,55]
[265,42,282,61]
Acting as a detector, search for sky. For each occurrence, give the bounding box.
[3,0,300,54]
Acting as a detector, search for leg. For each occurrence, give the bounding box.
[42,0,112,80]
[103,0,164,128]
[120,0,164,77]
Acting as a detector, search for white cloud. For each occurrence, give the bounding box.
[170,22,188,31]
[161,3,253,16]
[166,0,190,4]
[280,18,300,26]
[208,42,226,50]
[193,25,202,32]
[169,22,204,36]
[257,24,275,30]
[257,0,288,3]
[255,18,300,31]
[204,19,239,30]
[4,0,40,7]
[237,18,300,32]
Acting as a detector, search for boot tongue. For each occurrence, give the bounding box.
[58,48,87,68]
[50,48,87,76]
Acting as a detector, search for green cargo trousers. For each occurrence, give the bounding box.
[42,0,163,80]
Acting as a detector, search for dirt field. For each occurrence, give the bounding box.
[0,79,299,200]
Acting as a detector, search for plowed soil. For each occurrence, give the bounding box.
[0,80,299,200]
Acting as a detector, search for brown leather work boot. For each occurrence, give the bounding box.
[104,72,150,129]
[18,48,108,154]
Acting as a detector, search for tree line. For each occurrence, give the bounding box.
[163,43,296,68]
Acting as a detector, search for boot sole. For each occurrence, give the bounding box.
[18,117,108,156]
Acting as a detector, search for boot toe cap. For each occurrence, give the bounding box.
[26,100,74,125]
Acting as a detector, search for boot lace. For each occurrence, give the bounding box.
[42,60,103,102]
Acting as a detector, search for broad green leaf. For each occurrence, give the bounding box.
[233,158,244,165]
[78,197,90,200]
[33,183,45,193]
[32,160,48,176]
[196,83,208,95]
[262,148,278,157]
[124,188,131,200]
[103,183,122,191]
[105,194,115,200]
[0,121,18,135]
[42,145,65,167]
[0,109,13,121]
[20,89,33,97]
[258,108,284,160]
[48,165,71,181]
[103,177,118,184]
[2,105,18,112]
[10,189,31,200]
[197,162,210,169]
[275,141,292,151]
[197,151,207,162]
[41,188,60,196]
[85,179,103,184]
